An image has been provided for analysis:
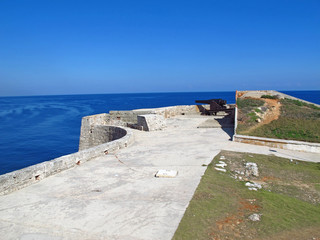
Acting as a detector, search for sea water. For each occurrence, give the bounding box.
[0,91,319,175]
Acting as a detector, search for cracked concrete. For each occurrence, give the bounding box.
[0,115,319,240]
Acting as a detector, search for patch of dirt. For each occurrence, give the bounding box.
[262,99,281,124]
[261,176,278,182]
[209,199,261,240]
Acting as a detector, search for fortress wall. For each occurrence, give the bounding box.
[0,127,134,196]
[233,134,320,153]
[79,105,202,150]
[108,105,202,123]
[234,107,238,136]
[79,125,127,151]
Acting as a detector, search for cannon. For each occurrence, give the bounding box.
[195,98,234,115]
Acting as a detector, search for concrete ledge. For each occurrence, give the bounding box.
[137,114,166,131]
[0,127,134,196]
[233,134,320,153]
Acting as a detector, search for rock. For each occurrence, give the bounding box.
[248,187,258,191]
[216,161,227,168]
[248,213,261,221]
[256,118,261,123]
[220,156,226,160]
[245,182,262,189]
[215,163,226,168]
[155,170,178,178]
[137,114,166,131]
[245,162,259,177]
[214,167,226,172]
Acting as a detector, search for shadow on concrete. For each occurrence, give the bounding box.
[196,115,235,140]
[216,116,234,140]
[222,127,234,140]
[196,105,208,115]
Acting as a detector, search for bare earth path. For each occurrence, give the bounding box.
[0,116,318,240]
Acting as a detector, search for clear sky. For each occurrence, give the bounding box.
[0,0,319,96]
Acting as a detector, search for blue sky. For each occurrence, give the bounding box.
[0,0,319,96]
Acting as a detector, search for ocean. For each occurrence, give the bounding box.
[0,91,319,175]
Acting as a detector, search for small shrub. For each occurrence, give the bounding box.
[261,95,278,99]
[237,98,264,109]
[248,112,259,122]
[255,108,262,113]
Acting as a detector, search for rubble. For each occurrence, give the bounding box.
[245,162,259,177]
[248,213,262,221]
[214,167,226,172]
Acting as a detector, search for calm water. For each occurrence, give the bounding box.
[0,91,319,175]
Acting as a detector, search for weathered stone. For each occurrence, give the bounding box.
[245,162,259,177]
[137,114,166,131]
[248,213,261,221]
[155,170,178,178]
[214,167,226,172]
[245,182,262,189]
[215,163,227,168]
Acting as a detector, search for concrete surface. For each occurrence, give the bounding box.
[197,116,234,128]
[0,115,319,240]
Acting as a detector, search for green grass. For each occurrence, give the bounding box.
[285,98,320,110]
[172,151,320,240]
[237,98,264,109]
[255,108,262,113]
[236,98,265,133]
[248,112,259,122]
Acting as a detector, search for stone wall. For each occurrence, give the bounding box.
[79,104,203,150]
[0,127,134,196]
[79,125,127,151]
[233,134,320,153]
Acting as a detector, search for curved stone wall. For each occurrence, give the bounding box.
[0,126,134,196]
[79,125,128,151]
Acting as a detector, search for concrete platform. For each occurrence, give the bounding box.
[0,116,319,240]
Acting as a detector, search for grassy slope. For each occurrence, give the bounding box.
[237,98,320,143]
[173,151,320,240]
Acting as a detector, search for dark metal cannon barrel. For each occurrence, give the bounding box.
[195,99,226,106]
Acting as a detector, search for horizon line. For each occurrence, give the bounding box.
[0,89,319,98]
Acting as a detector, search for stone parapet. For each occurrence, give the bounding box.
[0,127,133,196]
[137,114,166,131]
